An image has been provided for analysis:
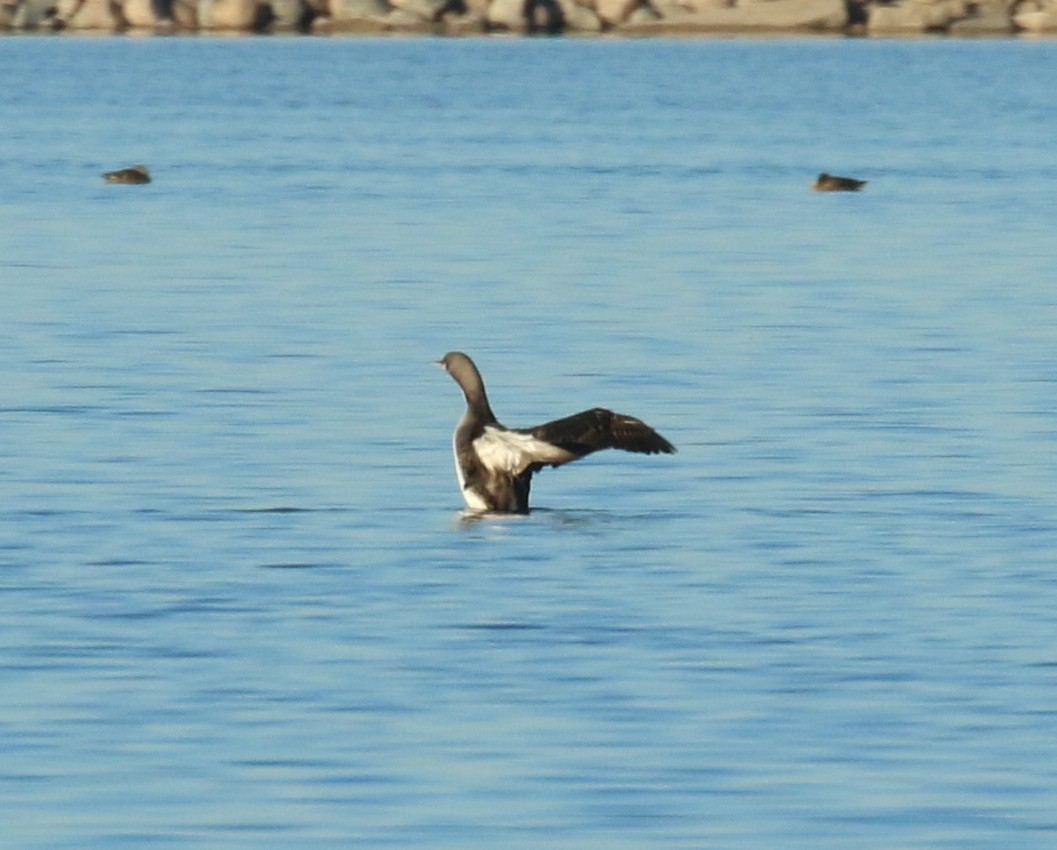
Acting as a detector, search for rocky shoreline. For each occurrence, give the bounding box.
[3,0,1056,37]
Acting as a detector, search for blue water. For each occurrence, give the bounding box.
[3,34,1057,849]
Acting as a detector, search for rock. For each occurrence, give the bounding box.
[317,0,396,29]
[120,0,160,25]
[52,0,118,28]
[197,0,265,28]
[328,0,389,20]
[866,0,968,31]
[116,0,198,26]
[948,0,1013,33]
[485,0,530,29]
[0,0,1024,32]
[384,4,431,23]
[866,1,928,30]
[557,0,603,28]
[486,0,566,29]
[388,0,444,19]
[644,0,691,17]
[168,0,200,26]
[265,0,312,27]
[680,0,733,12]
[625,2,659,22]
[1014,3,1057,30]
[2,0,61,28]
[623,0,848,31]
[440,9,485,29]
[483,0,596,31]
[594,0,639,24]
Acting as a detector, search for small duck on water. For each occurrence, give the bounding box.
[813,172,867,192]
[103,164,151,184]
[436,351,676,514]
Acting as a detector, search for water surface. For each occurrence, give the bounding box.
[2,35,1057,849]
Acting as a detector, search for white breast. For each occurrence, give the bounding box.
[453,430,491,511]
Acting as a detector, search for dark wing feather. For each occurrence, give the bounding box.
[526,408,675,464]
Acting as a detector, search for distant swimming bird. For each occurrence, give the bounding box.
[103,164,151,184]
[436,351,676,513]
[813,172,866,192]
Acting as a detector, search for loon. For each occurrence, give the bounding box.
[436,351,675,513]
[813,172,866,192]
[103,165,151,184]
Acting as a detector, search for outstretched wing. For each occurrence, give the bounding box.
[526,408,675,466]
